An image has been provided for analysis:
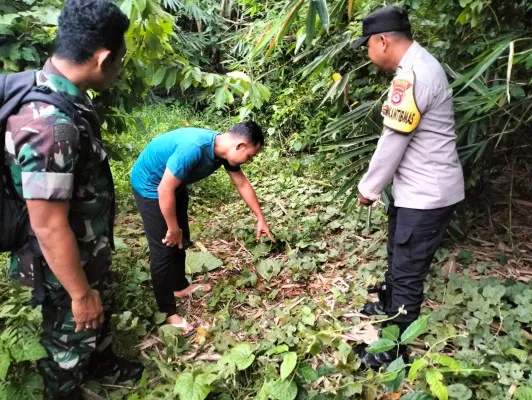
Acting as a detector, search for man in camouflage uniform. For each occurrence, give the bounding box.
[4,1,143,398]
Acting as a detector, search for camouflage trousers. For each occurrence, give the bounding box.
[37,263,114,399]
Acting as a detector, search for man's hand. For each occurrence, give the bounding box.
[256,218,275,241]
[72,289,104,332]
[357,192,374,207]
[162,228,183,248]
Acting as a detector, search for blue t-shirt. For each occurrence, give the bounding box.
[130,128,240,199]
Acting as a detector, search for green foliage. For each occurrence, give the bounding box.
[174,370,217,400]
[280,351,297,380]
[0,0,59,71]
[185,251,223,275]
[1,58,530,398]
[217,0,532,206]
[219,343,256,374]
[0,275,46,397]
[256,259,283,281]
[400,315,429,345]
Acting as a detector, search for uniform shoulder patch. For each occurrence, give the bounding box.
[53,123,79,143]
[381,70,421,134]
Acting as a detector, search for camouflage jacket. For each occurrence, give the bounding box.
[4,59,115,287]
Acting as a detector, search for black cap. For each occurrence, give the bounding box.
[351,6,411,48]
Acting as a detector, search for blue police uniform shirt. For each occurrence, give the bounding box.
[131,128,240,199]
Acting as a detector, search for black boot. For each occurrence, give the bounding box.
[354,343,408,370]
[45,387,83,400]
[87,351,144,382]
[354,320,411,370]
[361,283,391,316]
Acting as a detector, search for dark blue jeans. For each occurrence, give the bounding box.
[133,187,190,317]
[385,200,454,327]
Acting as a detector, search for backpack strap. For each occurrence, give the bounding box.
[21,85,79,122]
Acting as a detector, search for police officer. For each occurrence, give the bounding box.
[351,6,465,368]
[4,0,143,397]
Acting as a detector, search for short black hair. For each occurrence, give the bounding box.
[384,30,413,41]
[54,0,130,64]
[229,121,264,147]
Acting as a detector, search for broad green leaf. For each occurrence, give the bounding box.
[152,67,167,86]
[0,14,19,25]
[337,341,352,360]
[482,284,506,303]
[408,357,429,381]
[268,378,298,400]
[504,348,528,363]
[224,88,235,104]
[401,393,435,400]
[19,372,44,398]
[185,251,223,275]
[9,336,46,362]
[280,352,297,380]
[214,87,227,109]
[120,0,135,18]
[237,268,258,287]
[155,359,179,381]
[219,343,256,373]
[382,324,400,341]
[174,371,215,400]
[204,74,215,87]
[180,71,193,91]
[231,344,256,370]
[400,315,429,344]
[301,306,316,325]
[256,82,271,101]
[153,311,167,325]
[191,67,202,82]
[447,383,472,399]
[0,352,10,381]
[267,344,289,356]
[516,386,532,400]
[297,362,318,382]
[165,69,177,89]
[425,370,448,400]
[430,354,460,372]
[365,338,396,354]
[255,259,283,281]
[305,336,322,356]
[135,0,147,13]
[343,381,363,396]
[113,236,129,251]
[386,356,406,373]
[383,357,406,392]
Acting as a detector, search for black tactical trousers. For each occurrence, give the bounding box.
[133,187,190,317]
[384,199,455,328]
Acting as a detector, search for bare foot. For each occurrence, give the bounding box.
[174,283,212,298]
[166,314,195,336]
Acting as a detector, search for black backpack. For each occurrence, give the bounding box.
[0,70,77,252]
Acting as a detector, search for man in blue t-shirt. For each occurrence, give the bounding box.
[130,121,273,335]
